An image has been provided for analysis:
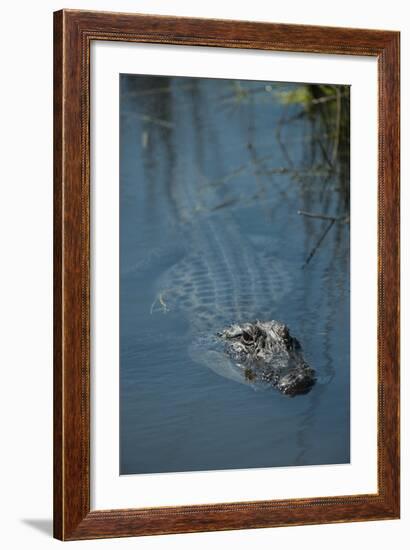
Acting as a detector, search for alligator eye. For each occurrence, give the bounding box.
[242,331,253,344]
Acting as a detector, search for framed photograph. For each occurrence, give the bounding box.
[53,9,400,540]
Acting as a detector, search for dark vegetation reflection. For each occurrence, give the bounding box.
[120,74,350,475]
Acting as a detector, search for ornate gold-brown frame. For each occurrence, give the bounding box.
[54,9,400,540]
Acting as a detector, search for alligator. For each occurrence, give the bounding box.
[151,211,316,397]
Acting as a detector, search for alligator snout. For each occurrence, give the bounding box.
[276,367,316,396]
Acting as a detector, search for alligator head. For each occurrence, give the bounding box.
[217,320,316,397]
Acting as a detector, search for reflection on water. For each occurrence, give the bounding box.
[120,74,350,475]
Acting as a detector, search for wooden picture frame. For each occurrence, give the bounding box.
[54,9,400,540]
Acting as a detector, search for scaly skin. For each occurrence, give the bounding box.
[218,320,316,397]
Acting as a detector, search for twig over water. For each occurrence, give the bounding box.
[297,210,349,223]
[302,219,335,267]
[298,210,349,266]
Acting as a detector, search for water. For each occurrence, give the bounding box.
[120,75,350,475]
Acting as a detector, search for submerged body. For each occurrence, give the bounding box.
[152,213,316,397]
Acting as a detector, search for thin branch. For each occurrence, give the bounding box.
[275,106,301,169]
[303,219,335,267]
[298,209,349,266]
[297,210,349,222]
[139,114,174,129]
[310,91,348,105]
[260,167,335,178]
